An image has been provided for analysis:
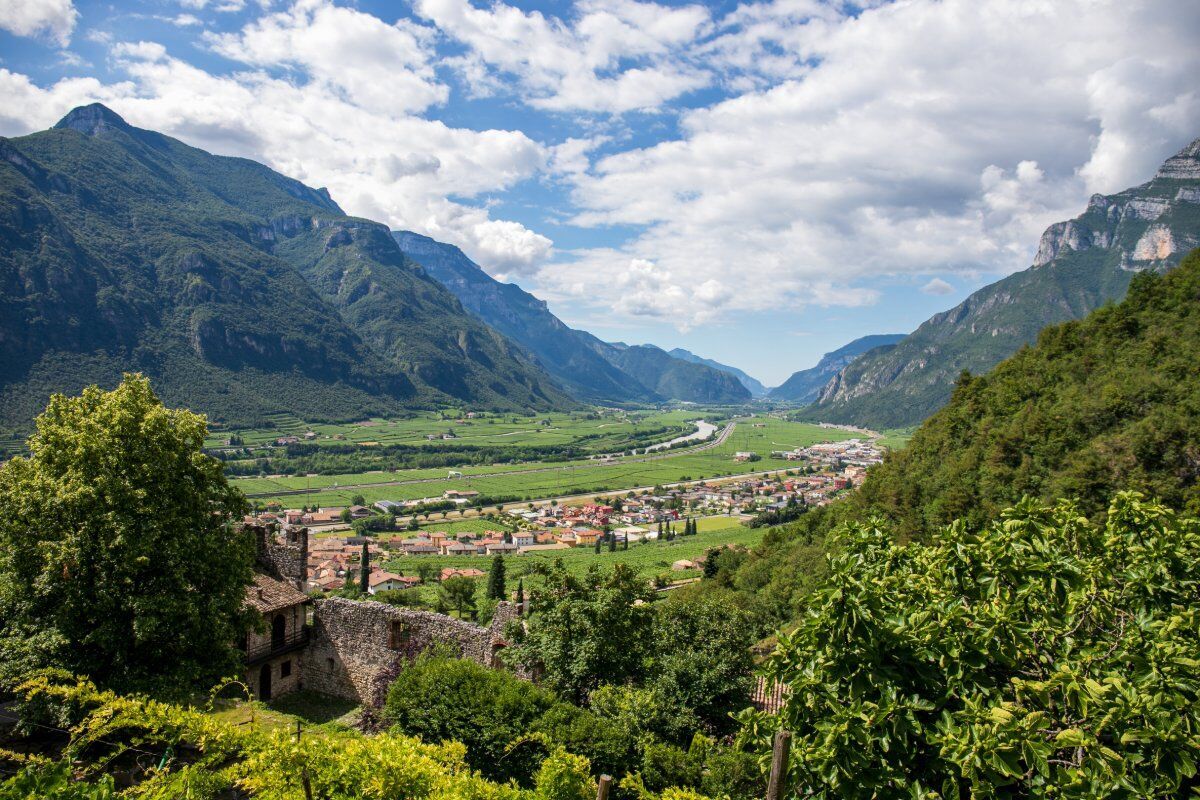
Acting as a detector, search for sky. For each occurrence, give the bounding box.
[1,0,1198,386]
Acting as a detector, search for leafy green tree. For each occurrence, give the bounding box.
[0,375,253,694]
[741,494,1200,798]
[488,555,507,600]
[514,563,655,704]
[515,579,525,609]
[651,594,754,734]
[438,576,477,619]
[358,541,370,594]
[350,494,366,507]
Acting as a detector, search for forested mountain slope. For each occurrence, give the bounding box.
[668,348,767,397]
[392,231,656,403]
[807,137,1200,428]
[394,231,751,404]
[0,105,569,430]
[768,334,905,403]
[586,341,752,404]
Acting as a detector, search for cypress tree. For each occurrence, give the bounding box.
[359,540,370,593]
[487,554,507,600]
[515,578,525,610]
[594,535,602,554]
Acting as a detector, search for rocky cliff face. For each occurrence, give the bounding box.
[805,136,1200,429]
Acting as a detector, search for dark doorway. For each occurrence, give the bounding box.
[258,663,272,701]
[272,614,286,649]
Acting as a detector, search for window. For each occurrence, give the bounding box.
[389,620,409,649]
[281,660,292,678]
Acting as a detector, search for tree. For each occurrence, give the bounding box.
[339,508,352,524]
[594,536,602,554]
[359,541,370,593]
[350,494,366,507]
[415,562,437,585]
[438,576,477,619]
[650,594,754,734]
[515,579,525,609]
[514,563,655,704]
[0,375,253,694]
[741,494,1200,798]
[487,555,507,600]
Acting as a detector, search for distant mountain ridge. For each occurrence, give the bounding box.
[768,334,906,403]
[393,232,752,404]
[805,136,1200,429]
[0,104,571,430]
[668,348,767,397]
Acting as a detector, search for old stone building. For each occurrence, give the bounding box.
[244,573,309,700]
[242,523,311,700]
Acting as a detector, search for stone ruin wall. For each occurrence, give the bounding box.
[249,522,308,586]
[305,597,525,706]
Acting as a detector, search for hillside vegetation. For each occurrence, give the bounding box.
[704,248,1200,624]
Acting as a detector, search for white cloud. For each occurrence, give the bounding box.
[0,0,78,46]
[542,0,1200,327]
[921,278,954,296]
[414,0,712,113]
[207,0,446,114]
[0,33,551,273]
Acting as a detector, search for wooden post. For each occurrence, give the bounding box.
[295,719,302,742]
[766,729,792,800]
[597,774,612,800]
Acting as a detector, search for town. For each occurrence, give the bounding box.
[243,438,885,595]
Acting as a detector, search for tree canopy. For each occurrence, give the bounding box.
[0,374,254,694]
[740,493,1200,798]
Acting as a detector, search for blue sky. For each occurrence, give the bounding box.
[2,0,1198,385]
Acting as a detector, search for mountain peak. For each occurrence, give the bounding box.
[1155,136,1200,180]
[53,103,131,137]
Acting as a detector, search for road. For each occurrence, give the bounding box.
[244,419,739,500]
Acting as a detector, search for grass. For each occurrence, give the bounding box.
[206,409,702,452]
[876,427,917,450]
[207,691,360,732]
[239,417,857,507]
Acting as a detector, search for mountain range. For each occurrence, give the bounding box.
[803,137,1200,429]
[768,334,905,404]
[0,104,572,430]
[667,349,767,397]
[392,232,751,405]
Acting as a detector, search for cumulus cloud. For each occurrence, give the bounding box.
[414,0,713,113]
[921,278,954,296]
[0,0,79,46]
[207,0,446,113]
[0,24,552,272]
[543,0,1200,327]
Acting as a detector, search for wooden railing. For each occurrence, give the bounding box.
[243,627,309,664]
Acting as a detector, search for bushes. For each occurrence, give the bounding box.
[383,654,634,785]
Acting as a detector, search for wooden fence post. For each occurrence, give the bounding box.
[766,729,792,800]
[597,774,613,800]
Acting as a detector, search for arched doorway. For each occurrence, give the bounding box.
[258,663,272,701]
[271,614,286,649]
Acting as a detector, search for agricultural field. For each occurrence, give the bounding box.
[205,409,703,452]
[377,515,762,604]
[236,417,860,508]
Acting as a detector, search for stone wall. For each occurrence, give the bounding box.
[305,598,525,706]
[247,652,303,701]
[250,523,308,587]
